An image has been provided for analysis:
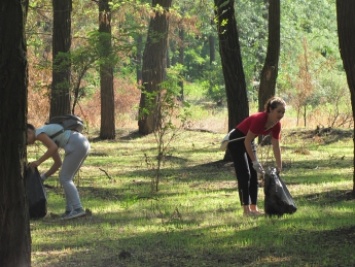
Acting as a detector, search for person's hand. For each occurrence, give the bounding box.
[252,161,264,174]
[276,167,282,175]
[29,161,40,168]
[40,173,47,181]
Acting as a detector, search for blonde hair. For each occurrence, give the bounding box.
[264,96,286,113]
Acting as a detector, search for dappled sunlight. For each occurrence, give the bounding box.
[28,127,355,267]
[32,247,90,267]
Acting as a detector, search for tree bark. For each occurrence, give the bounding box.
[258,0,280,112]
[214,0,248,161]
[51,0,72,118]
[214,0,249,153]
[336,0,355,193]
[0,1,31,266]
[138,0,173,135]
[99,0,115,140]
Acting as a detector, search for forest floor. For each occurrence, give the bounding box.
[29,126,355,267]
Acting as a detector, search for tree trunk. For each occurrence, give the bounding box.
[51,0,72,118]
[258,0,280,112]
[303,105,307,127]
[336,0,355,193]
[138,0,173,135]
[99,0,115,140]
[0,1,31,266]
[214,0,249,161]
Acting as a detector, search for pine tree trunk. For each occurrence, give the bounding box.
[0,1,31,266]
[258,0,280,112]
[138,0,173,135]
[99,0,115,140]
[51,0,72,118]
[336,0,355,193]
[214,0,249,162]
[214,0,249,132]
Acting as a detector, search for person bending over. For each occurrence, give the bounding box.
[27,122,90,220]
[228,96,286,216]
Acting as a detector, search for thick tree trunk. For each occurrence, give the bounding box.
[336,1,355,193]
[258,0,280,112]
[0,1,31,266]
[214,0,249,132]
[99,0,115,140]
[214,0,248,161]
[51,0,72,118]
[138,0,172,135]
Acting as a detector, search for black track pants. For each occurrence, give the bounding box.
[228,129,258,206]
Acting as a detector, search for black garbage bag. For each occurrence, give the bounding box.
[264,167,297,216]
[25,167,47,219]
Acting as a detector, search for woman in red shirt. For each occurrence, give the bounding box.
[228,96,286,216]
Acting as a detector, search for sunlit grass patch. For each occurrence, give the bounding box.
[29,128,355,267]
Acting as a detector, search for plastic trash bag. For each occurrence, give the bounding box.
[25,166,47,219]
[263,167,297,216]
[220,129,247,151]
[220,129,235,151]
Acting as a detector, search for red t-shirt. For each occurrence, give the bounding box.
[236,112,281,139]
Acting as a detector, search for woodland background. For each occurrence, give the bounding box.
[1,0,355,266]
[26,0,352,132]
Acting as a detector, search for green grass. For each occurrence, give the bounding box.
[29,128,355,267]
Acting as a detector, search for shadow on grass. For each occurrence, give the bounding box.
[112,154,352,188]
[90,129,144,143]
[35,208,355,267]
[294,189,355,205]
[36,168,355,267]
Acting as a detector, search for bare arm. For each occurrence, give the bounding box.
[272,137,282,171]
[29,133,62,176]
[43,150,62,177]
[244,130,258,162]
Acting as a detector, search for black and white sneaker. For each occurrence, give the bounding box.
[62,208,86,220]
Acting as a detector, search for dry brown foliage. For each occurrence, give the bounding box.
[27,56,51,127]
[83,76,141,129]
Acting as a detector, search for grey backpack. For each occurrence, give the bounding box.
[46,114,84,139]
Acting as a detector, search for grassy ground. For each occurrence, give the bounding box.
[28,127,355,267]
